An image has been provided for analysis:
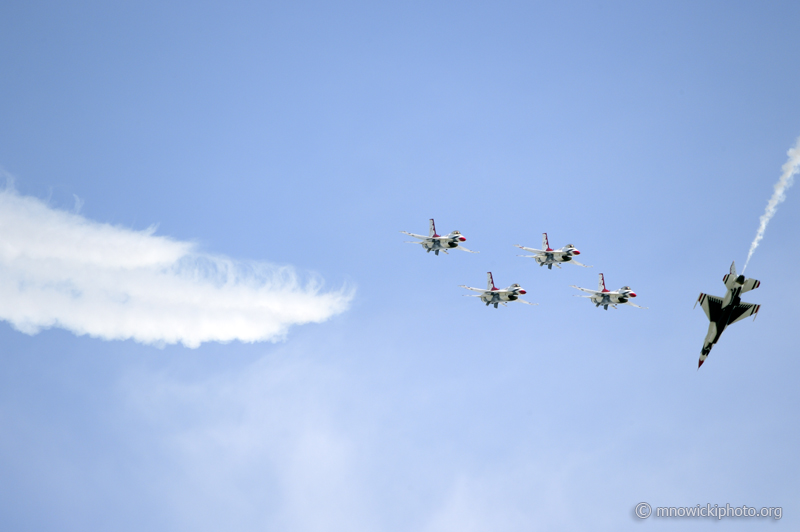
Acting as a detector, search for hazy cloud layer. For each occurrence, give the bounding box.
[117,353,614,532]
[0,188,352,346]
[117,354,517,532]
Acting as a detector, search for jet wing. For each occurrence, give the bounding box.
[571,285,599,294]
[727,302,760,325]
[459,285,486,293]
[515,245,545,253]
[455,245,478,253]
[696,293,723,322]
[400,231,429,240]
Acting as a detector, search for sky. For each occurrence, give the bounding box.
[1,1,799,530]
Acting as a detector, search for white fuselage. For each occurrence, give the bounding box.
[535,252,574,266]
[590,292,630,306]
[480,290,519,305]
[422,238,458,251]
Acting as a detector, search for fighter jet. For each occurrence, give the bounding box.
[401,218,477,255]
[571,273,646,310]
[460,272,537,308]
[694,261,761,368]
[515,233,590,269]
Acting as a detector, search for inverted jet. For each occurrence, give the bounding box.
[515,233,590,269]
[401,218,477,255]
[694,261,761,368]
[571,273,646,310]
[460,272,536,308]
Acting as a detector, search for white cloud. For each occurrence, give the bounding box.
[0,187,352,347]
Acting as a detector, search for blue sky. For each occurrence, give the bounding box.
[1,1,799,530]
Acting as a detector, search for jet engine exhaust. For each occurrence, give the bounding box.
[743,136,800,273]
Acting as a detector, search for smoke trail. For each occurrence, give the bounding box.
[742,136,800,273]
[0,187,353,347]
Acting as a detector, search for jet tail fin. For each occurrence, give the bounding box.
[542,233,552,251]
[723,260,761,292]
[724,261,739,288]
[487,272,497,291]
[429,219,438,237]
[598,273,608,292]
[741,277,761,293]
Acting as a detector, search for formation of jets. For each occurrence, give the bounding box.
[401,218,762,369]
[400,218,640,310]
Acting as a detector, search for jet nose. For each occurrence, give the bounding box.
[629,292,637,297]
[573,250,580,255]
[518,289,527,294]
[459,237,466,241]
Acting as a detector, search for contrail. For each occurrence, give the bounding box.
[743,136,800,273]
